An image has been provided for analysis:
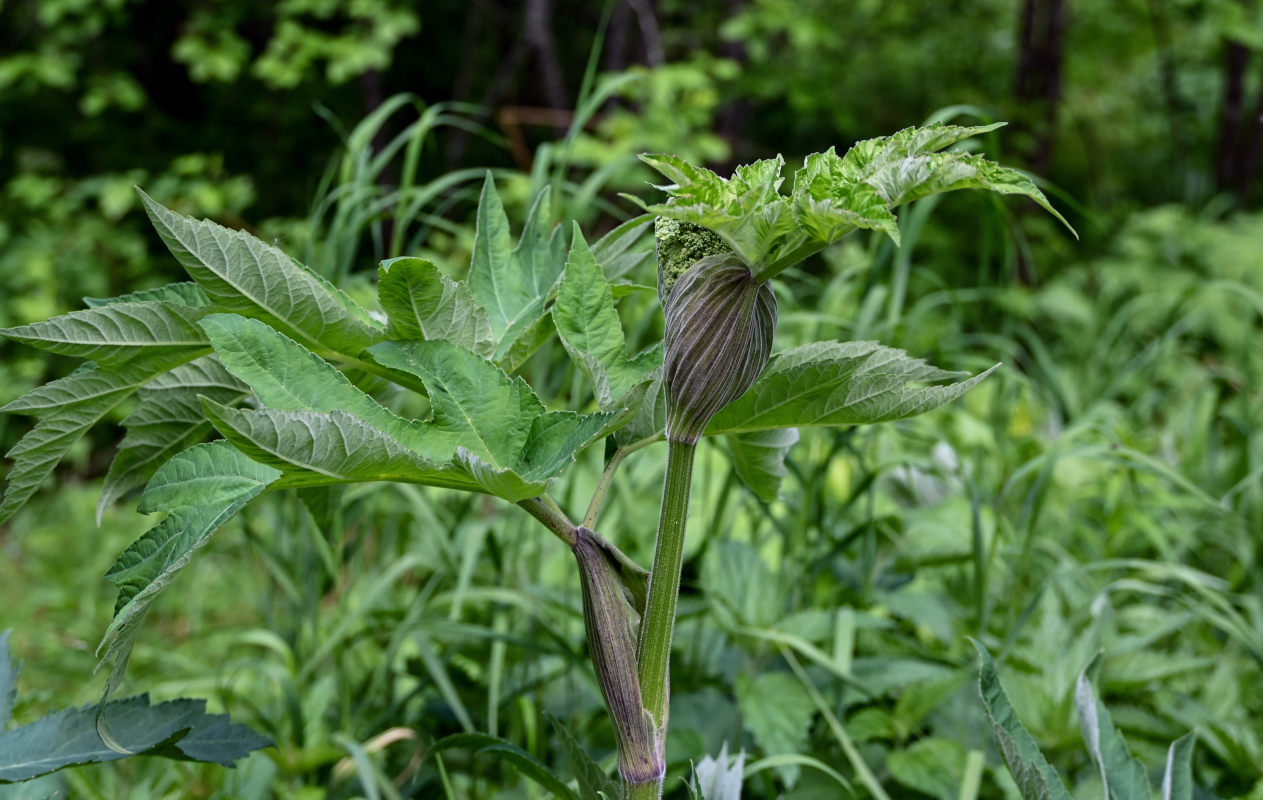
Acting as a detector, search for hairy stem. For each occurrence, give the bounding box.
[518,495,577,547]
[636,439,696,730]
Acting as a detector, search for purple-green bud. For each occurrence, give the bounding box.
[661,253,776,444]
[572,527,663,787]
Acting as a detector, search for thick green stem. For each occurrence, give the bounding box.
[636,439,697,730]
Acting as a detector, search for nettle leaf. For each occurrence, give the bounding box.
[705,341,997,435]
[98,356,251,520]
[0,357,196,525]
[202,402,477,493]
[553,225,662,408]
[377,257,495,357]
[200,314,454,461]
[84,281,210,309]
[724,428,800,502]
[547,713,620,800]
[468,176,566,360]
[974,643,1073,800]
[1075,659,1151,800]
[139,190,382,355]
[735,671,815,788]
[0,691,269,783]
[0,302,209,366]
[99,442,281,675]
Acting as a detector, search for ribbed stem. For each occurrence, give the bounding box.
[636,438,697,730]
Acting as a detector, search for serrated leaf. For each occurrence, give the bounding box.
[0,359,192,524]
[97,356,250,520]
[139,190,382,355]
[0,302,209,367]
[591,214,654,282]
[431,733,580,800]
[1075,660,1152,800]
[973,642,1073,800]
[367,339,542,469]
[887,738,966,800]
[547,713,620,800]
[518,410,624,482]
[376,257,494,357]
[468,176,566,359]
[98,442,281,673]
[451,448,547,501]
[706,341,997,435]
[1161,732,1195,800]
[554,225,662,408]
[0,693,269,782]
[703,541,782,629]
[202,401,477,492]
[200,314,454,461]
[84,281,210,309]
[724,428,799,502]
[735,671,815,788]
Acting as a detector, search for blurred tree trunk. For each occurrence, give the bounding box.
[1014,0,1066,175]
[1215,34,1263,202]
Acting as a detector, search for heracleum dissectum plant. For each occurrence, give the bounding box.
[0,122,1071,794]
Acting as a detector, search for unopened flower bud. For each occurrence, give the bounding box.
[661,253,776,444]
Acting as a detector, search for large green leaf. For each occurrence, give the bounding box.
[0,692,269,783]
[376,257,494,357]
[0,358,194,524]
[202,401,477,493]
[200,313,454,461]
[973,643,1072,800]
[139,191,382,355]
[735,671,815,788]
[84,281,210,309]
[553,225,661,408]
[97,356,250,520]
[98,442,281,675]
[706,341,997,435]
[0,302,209,366]
[1075,660,1152,800]
[590,214,654,282]
[467,177,565,359]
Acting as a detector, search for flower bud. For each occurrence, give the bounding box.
[661,253,776,444]
[655,217,729,298]
[572,527,663,786]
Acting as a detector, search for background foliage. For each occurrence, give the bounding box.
[2,0,1261,798]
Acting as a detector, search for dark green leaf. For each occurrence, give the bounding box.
[724,428,799,502]
[547,713,619,800]
[431,732,580,800]
[735,671,815,788]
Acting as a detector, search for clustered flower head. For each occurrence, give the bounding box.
[654,217,729,298]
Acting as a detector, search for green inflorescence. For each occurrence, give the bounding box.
[654,217,729,294]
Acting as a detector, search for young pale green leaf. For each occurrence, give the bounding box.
[97,356,250,520]
[376,257,495,357]
[467,177,566,360]
[430,733,580,800]
[547,712,620,800]
[735,671,815,788]
[973,642,1073,800]
[139,190,382,355]
[202,401,478,493]
[1161,733,1195,800]
[368,339,543,469]
[200,313,454,461]
[0,358,193,524]
[99,442,281,672]
[84,281,210,309]
[724,428,800,502]
[1075,659,1152,800]
[0,302,209,367]
[705,341,997,435]
[553,225,662,407]
[0,693,269,782]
